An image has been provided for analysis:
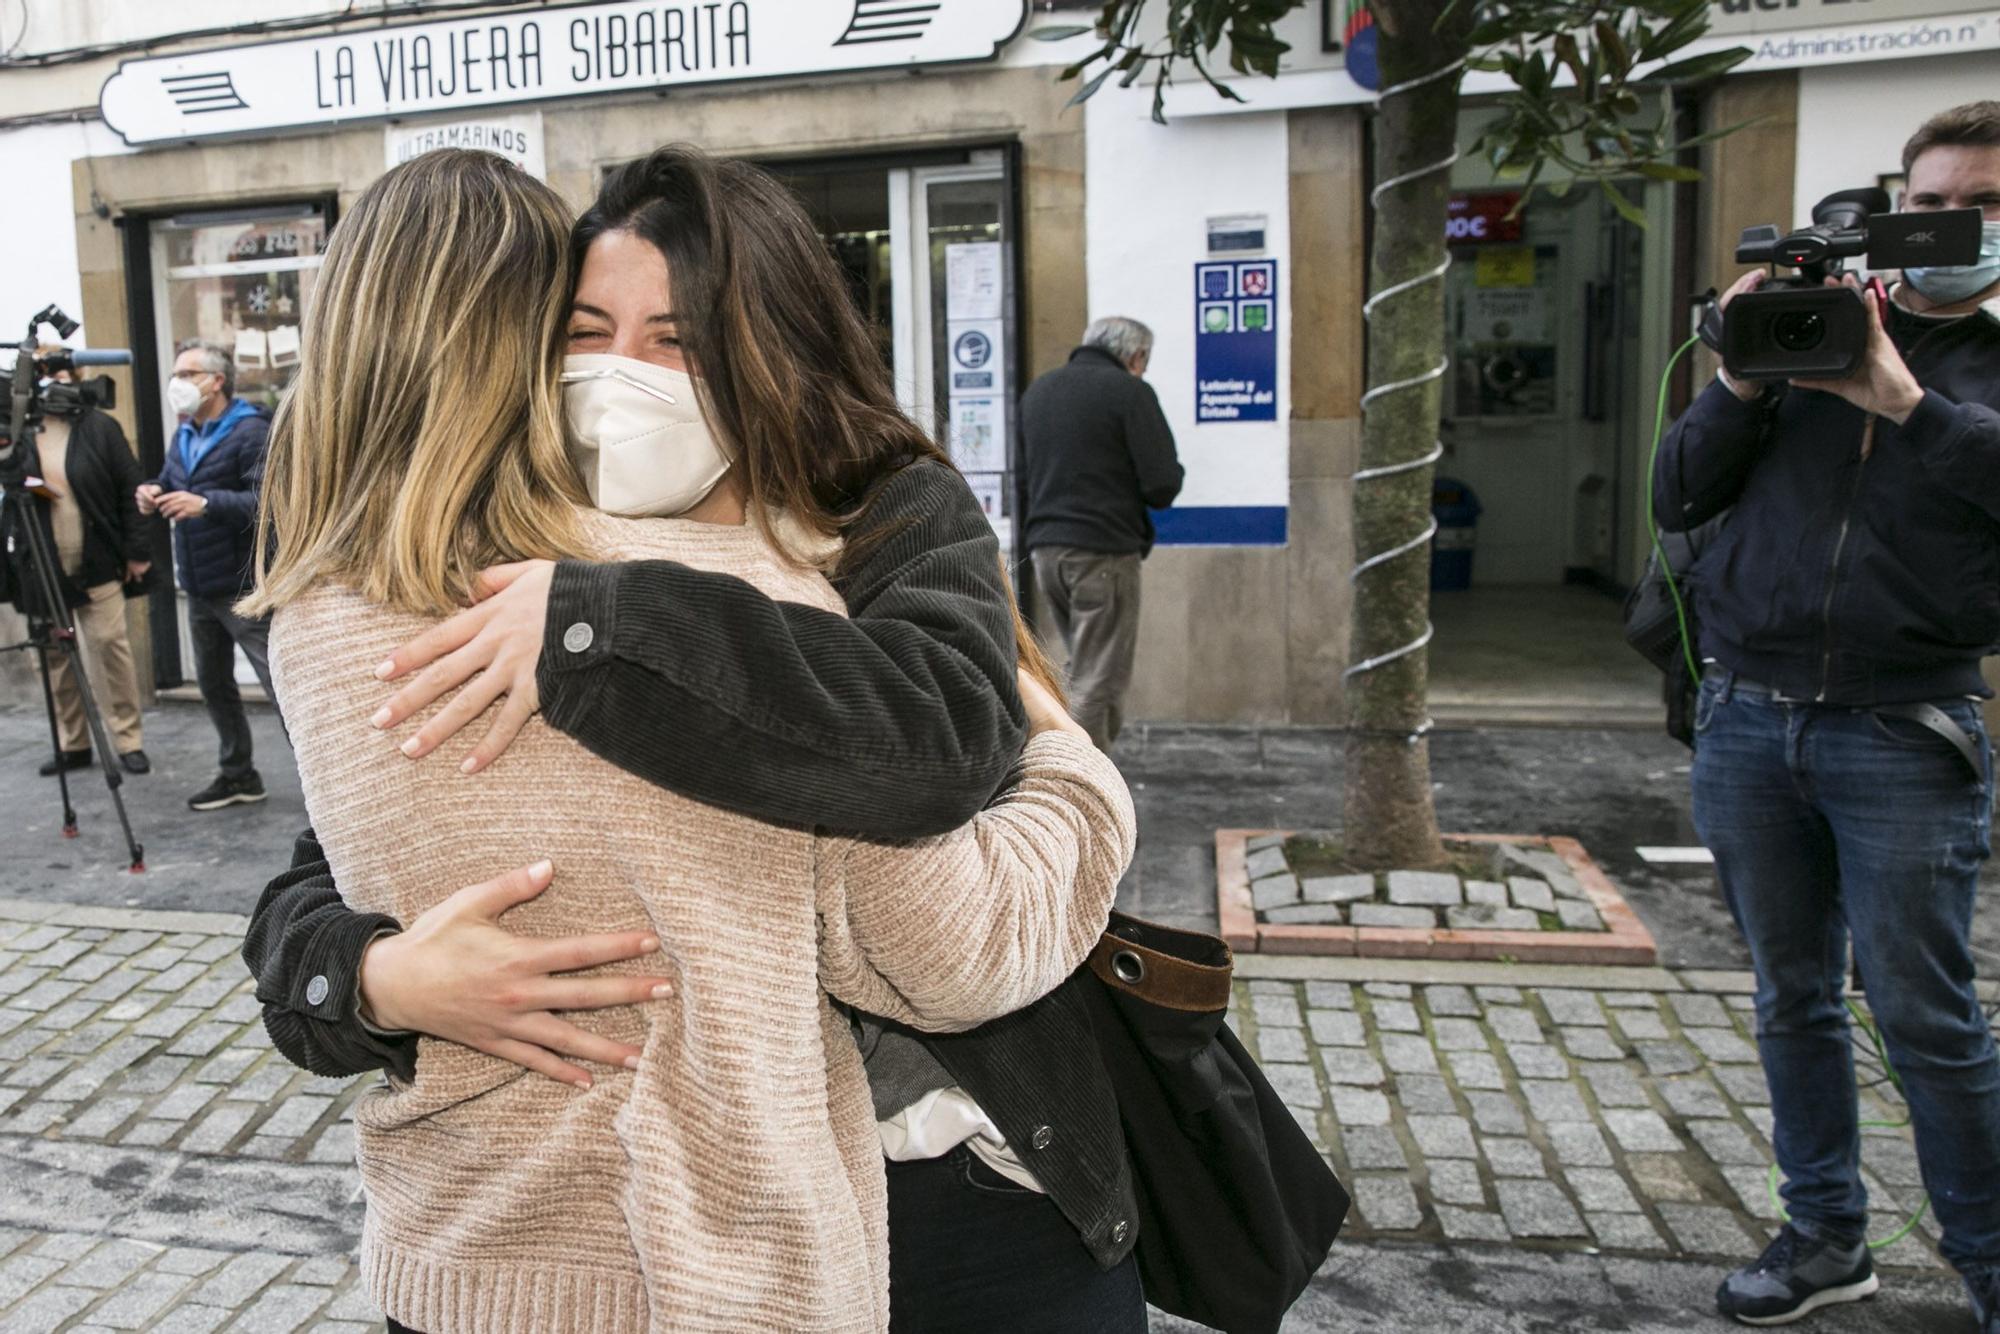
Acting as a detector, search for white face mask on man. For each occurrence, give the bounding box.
[166,376,204,417]
[560,353,731,518]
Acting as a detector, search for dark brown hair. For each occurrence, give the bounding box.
[1902,100,2000,176]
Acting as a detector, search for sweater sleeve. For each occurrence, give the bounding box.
[537,459,1027,838]
[814,732,1133,1033]
[1125,381,1185,510]
[95,415,150,563]
[242,829,417,1082]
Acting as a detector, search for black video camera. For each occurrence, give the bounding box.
[1,305,132,483]
[1709,189,1985,379]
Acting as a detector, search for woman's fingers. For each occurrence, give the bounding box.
[515,1013,646,1071]
[402,667,509,758]
[374,636,495,732]
[535,973,676,1012]
[533,929,663,975]
[374,600,493,686]
[461,687,540,775]
[481,1035,594,1089]
[460,860,557,917]
[472,561,540,603]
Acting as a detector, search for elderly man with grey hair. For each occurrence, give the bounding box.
[1020,315,1184,749]
[137,339,282,811]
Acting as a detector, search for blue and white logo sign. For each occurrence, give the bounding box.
[1194,260,1279,423]
[950,321,1003,393]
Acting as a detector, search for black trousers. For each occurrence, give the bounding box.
[386,1147,1144,1334]
[185,592,281,778]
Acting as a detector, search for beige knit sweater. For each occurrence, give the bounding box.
[269,510,1135,1334]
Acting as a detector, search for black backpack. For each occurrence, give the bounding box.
[1622,517,1724,747]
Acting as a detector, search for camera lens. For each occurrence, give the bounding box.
[1773,311,1825,353]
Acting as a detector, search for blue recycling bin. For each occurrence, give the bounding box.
[1431,478,1482,592]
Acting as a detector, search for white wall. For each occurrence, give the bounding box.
[1795,49,2000,224]
[0,122,134,354]
[1084,81,1292,522]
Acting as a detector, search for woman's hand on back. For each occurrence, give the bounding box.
[1019,670,1088,743]
[358,859,674,1089]
[372,560,556,773]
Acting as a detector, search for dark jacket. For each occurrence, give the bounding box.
[1022,345,1184,556]
[242,458,1140,1271]
[1654,300,2000,705]
[3,408,149,613]
[153,398,270,600]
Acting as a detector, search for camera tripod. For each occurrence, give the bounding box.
[1,473,145,871]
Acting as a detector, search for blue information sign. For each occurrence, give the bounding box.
[1194,260,1278,422]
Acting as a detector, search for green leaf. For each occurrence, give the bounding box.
[1065,65,1116,109]
[1029,25,1096,42]
[1642,47,1753,83]
[1599,177,1648,226]
[1594,19,1632,78]
[1635,160,1703,181]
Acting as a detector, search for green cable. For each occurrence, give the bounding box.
[1643,333,1705,686]
[1645,341,1930,1251]
[1763,1000,1930,1250]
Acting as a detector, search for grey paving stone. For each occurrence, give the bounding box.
[1659,1076,1733,1121]
[1588,1211,1670,1252]
[321,1286,385,1322]
[1866,1138,1924,1188]
[1626,1154,1706,1203]
[1465,1091,1527,1137]
[1688,1118,1768,1167]
[1386,871,1461,908]
[79,972,148,1005]
[181,1102,258,1154]
[147,1305,232,1334]
[193,1050,259,1084]
[1448,1056,1504,1096]
[1565,1167,1642,1213]
[119,1120,179,1147]
[1262,904,1346,925]
[1379,1033,1440,1077]
[1250,874,1301,912]
[150,1083,221,1122]
[1714,1064,1774,1107]
[239,1134,297,1160]
[1537,990,1607,1027]
[5,928,66,953]
[125,946,188,973]
[1656,1202,1759,1257]
[1351,904,1435,929]
[1437,1205,1513,1242]
[66,1096,143,1139]
[1408,1114,1477,1159]
[1244,846,1291,882]
[225,1065,293,1104]
[1353,1176,1423,1231]
[1330,1086,1392,1128]
[155,1249,229,1277]
[1341,1125,1409,1171]
[1251,992,1303,1030]
[1464,881,1508,908]
[1669,993,1734,1028]
[1545,1122,1616,1167]
[2,1055,68,1088]
[132,1007,201,1040]
[180,977,239,1010]
[111,1052,194,1093]
[1687,1027,1761,1065]
[78,1270,187,1328]
[1423,985,1481,1018]
[97,931,157,958]
[1263,1063,1323,1110]
[1612,1008,1670,1041]
[11,979,83,1012]
[1635,1041,1704,1079]
[1394,1075,1459,1115]
[226,1281,330,1332]
[32,1235,96,1262]
[1506,878,1556,914]
[1602,992,1659,1009]
[1364,984,1414,1000]
[1304,982,1353,1009]
[1520,1088,1584,1128]
[1601,1108,1682,1153]
[1719,1164,1786,1221]
[0,1252,64,1305]
[1498,845,1590,900]
[307,1122,357,1165]
[1486,1006,1543,1044]
[1370,999,1422,1033]
[4,1099,72,1133]
[191,1251,293,1308]
[1416,1157,1485,1213]
[0,967,49,1002]
[52,1021,123,1056]
[186,937,242,964]
[141,962,209,994]
[1474,985,1523,1004]
[1320,1048,1387,1087]
[1481,1134,1547,1177]
[1560,1027,1626,1062]
[1494,1180,1587,1238]
[1555,900,1606,932]
[1445,905,1541,931]
[1307,1009,1364,1047]
[1257,1027,1308,1063]
[213,996,261,1026]
[1431,1018,1488,1053]
[40,998,100,1030]
[1578,1063,1651,1109]
[0,1282,95,1331]
[1302,875,1375,905]
[1508,1043,1570,1080]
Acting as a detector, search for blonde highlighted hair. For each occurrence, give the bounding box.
[241,149,590,619]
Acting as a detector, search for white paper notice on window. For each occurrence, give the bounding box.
[268,325,302,367]
[965,472,1006,518]
[946,242,1003,322]
[233,327,268,369]
[948,397,1006,473]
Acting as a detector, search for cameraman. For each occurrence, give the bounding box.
[136,341,280,812]
[1656,100,2000,1331]
[16,364,152,776]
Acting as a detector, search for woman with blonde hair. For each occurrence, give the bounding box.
[247,147,1133,1332]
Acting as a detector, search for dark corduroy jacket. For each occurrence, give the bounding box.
[242,458,1140,1270]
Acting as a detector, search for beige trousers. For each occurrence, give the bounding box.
[47,581,145,755]
[1031,547,1143,751]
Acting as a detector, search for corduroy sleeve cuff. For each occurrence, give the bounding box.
[540,559,619,691]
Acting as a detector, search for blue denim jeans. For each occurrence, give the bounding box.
[1691,669,2000,1274]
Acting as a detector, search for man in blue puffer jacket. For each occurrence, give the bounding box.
[137,340,283,812]
[1656,101,2000,1332]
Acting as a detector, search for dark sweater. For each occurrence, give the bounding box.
[242,458,1138,1270]
[1021,345,1184,556]
[4,408,149,612]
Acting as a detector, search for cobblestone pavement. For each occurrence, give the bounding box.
[2,895,1994,1332]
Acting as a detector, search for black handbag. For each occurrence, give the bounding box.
[1078,912,1350,1334]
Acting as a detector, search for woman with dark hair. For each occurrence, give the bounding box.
[247,146,1145,1332]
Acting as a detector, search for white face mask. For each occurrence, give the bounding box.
[167,376,204,417]
[560,354,731,518]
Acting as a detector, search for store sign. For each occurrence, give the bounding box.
[100,0,1027,146]
[1194,259,1280,423]
[1446,193,1523,244]
[1705,0,1987,38]
[385,112,545,178]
